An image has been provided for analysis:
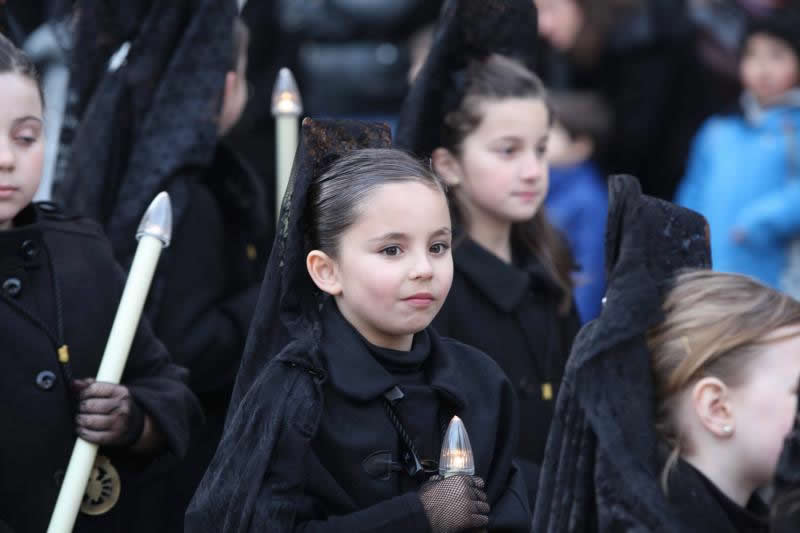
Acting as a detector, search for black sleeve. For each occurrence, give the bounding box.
[114,264,203,459]
[122,309,202,459]
[296,493,430,533]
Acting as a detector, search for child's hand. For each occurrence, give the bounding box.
[731,228,748,244]
[72,378,145,447]
[418,474,490,533]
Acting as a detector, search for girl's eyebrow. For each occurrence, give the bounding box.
[369,227,451,243]
[12,116,43,126]
[430,227,452,238]
[368,232,409,244]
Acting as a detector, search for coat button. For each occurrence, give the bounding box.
[2,277,22,297]
[21,239,39,261]
[36,370,57,390]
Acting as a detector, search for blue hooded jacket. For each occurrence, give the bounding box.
[676,89,800,289]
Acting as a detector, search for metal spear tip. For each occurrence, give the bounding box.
[136,191,172,247]
[271,67,303,116]
[439,416,476,477]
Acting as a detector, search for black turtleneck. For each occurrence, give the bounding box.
[670,460,769,533]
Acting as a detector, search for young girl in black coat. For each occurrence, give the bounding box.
[396,0,580,502]
[186,118,530,532]
[0,32,199,532]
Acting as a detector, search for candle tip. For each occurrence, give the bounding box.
[137,191,172,246]
[271,67,303,116]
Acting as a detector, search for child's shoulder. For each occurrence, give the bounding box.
[33,202,107,242]
[433,331,514,391]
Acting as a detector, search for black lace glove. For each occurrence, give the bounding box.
[73,379,145,447]
[418,475,490,533]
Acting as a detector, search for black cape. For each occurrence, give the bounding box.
[56,0,239,314]
[185,118,530,531]
[532,175,716,532]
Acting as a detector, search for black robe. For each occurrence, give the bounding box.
[433,238,579,500]
[186,299,531,532]
[0,203,200,532]
[157,142,269,530]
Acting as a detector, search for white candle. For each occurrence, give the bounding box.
[48,192,172,533]
[271,67,302,219]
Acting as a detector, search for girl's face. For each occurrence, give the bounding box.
[328,181,453,350]
[219,51,249,136]
[450,97,550,230]
[740,33,800,107]
[728,327,800,488]
[535,0,585,52]
[0,73,44,229]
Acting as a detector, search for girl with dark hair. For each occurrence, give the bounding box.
[0,32,200,532]
[396,0,580,504]
[186,119,530,532]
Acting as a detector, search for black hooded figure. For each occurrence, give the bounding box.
[54,1,270,527]
[185,118,531,532]
[395,0,580,503]
[529,174,773,532]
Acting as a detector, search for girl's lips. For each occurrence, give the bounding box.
[404,293,435,308]
[512,191,541,201]
[0,186,17,199]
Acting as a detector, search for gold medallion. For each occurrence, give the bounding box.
[80,455,121,516]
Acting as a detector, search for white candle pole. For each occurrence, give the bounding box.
[47,192,173,533]
[271,67,302,219]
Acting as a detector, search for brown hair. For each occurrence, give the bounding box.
[0,31,44,105]
[440,54,574,314]
[308,148,447,258]
[648,270,800,492]
[548,90,612,145]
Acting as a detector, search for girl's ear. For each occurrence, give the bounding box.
[692,377,736,438]
[306,250,342,296]
[431,147,463,187]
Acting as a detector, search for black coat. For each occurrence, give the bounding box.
[186,300,531,532]
[153,142,268,397]
[154,142,269,529]
[0,203,200,533]
[433,238,580,496]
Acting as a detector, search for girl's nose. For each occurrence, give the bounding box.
[0,140,15,171]
[409,252,434,280]
[520,151,544,181]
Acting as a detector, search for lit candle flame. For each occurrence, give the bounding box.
[439,416,475,477]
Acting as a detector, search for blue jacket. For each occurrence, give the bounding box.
[546,161,608,323]
[676,90,800,288]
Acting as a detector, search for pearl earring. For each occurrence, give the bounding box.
[722,425,733,434]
